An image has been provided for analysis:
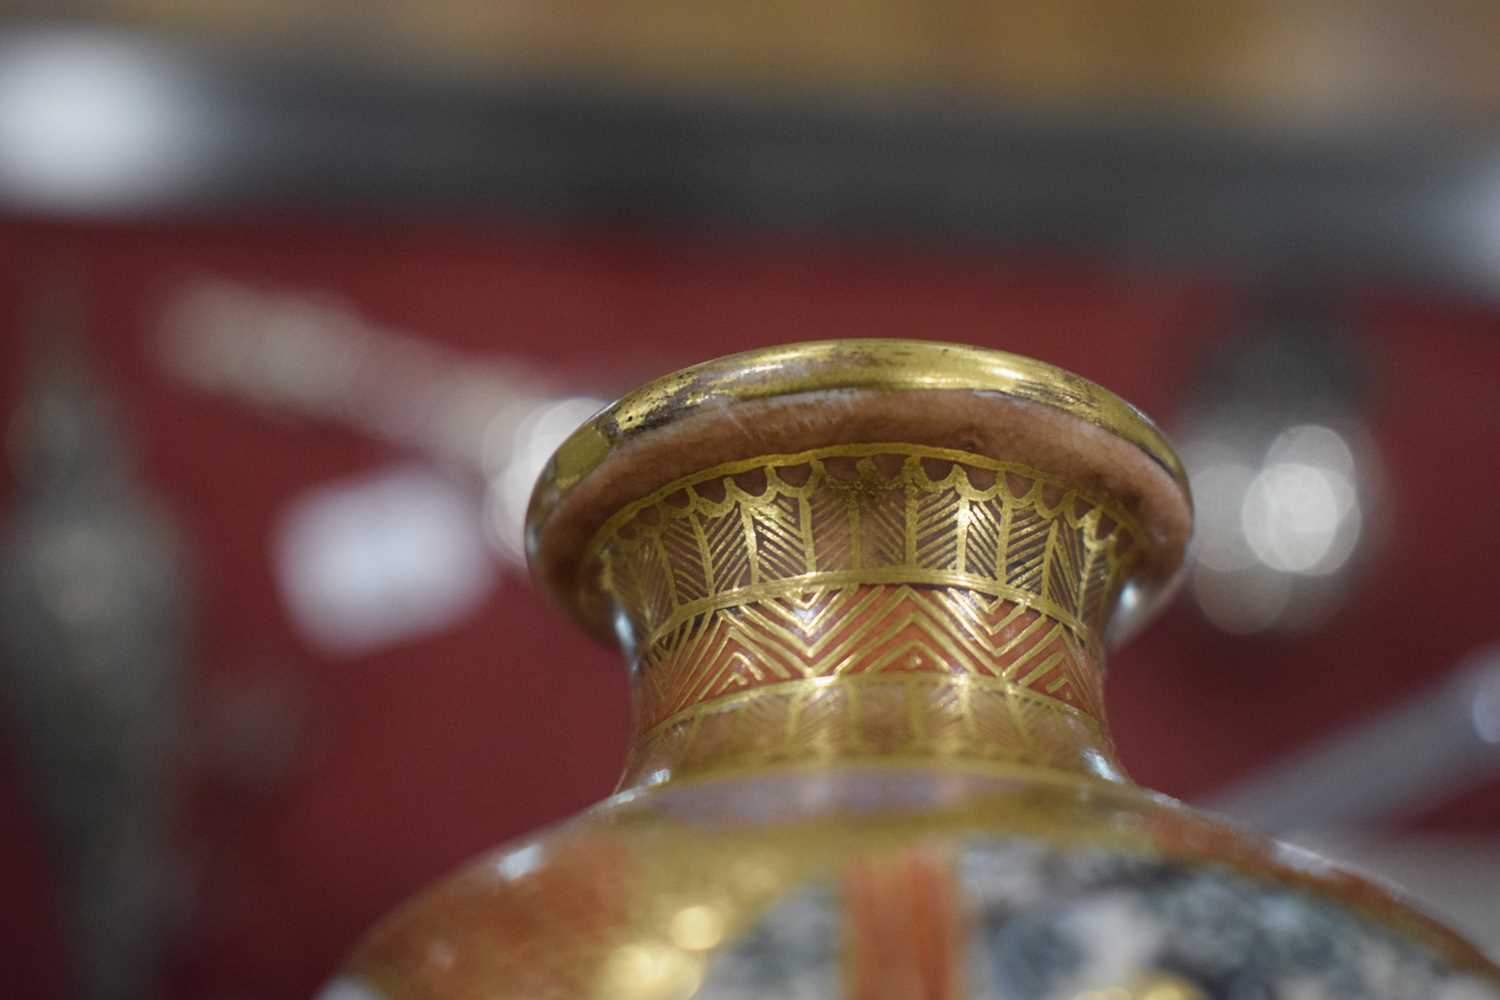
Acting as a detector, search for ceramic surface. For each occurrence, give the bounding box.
[327,342,1500,999]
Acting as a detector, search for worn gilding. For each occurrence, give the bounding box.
[527,339,1187,554]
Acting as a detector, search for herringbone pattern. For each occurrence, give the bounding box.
[594,445,1141,658]
[640,587,1097,730]
[588,444,1139,777]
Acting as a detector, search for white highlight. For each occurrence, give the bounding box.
[0,35,208,207]
[1190,460,1258,572]
[314,979,384,1000]
[1241,424,1362,577]
[1183,424,1367,634]
[484,395,605,563]
[1472,667,1500,745]
[493,842,546,881]
[276,466,495,655]
[1242,461,1348,573]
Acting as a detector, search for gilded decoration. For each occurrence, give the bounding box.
[535,340,1189,514]
[338,342,1500,1000]
[587,444,1143,778]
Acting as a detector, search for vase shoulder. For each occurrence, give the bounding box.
[338,769,1500,1000]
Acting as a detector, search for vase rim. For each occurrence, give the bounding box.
[527,339,1192,643]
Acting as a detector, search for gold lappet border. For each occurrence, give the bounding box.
[585,444,1145,776]
[591,443,1145,661]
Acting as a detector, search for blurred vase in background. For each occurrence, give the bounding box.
[0,283,189,1000]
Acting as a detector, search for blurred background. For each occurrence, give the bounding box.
[2,5,1500,998]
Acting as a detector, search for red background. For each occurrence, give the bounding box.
[1,216,1497,999]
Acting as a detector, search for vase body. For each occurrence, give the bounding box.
[326,342,1500,1000]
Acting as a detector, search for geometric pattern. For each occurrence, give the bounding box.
[585,444,1144,781]
[638,587,1100,731]
[592,444,1143,657]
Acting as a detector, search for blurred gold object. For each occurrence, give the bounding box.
[36,2,1500,123]
[327,342,1499,999]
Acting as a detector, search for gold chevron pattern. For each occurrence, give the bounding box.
[638,586,1099,731]
[588,444,1142,779]
[621,665,1122,786]
[594,444,1142,656]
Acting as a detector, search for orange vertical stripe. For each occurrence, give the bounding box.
[845,848,961,1000]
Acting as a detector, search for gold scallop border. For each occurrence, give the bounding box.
[589,442,1143,645]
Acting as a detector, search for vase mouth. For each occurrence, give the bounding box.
[527,339,1193,644]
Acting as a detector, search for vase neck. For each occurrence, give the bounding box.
[591,445,1144,789]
